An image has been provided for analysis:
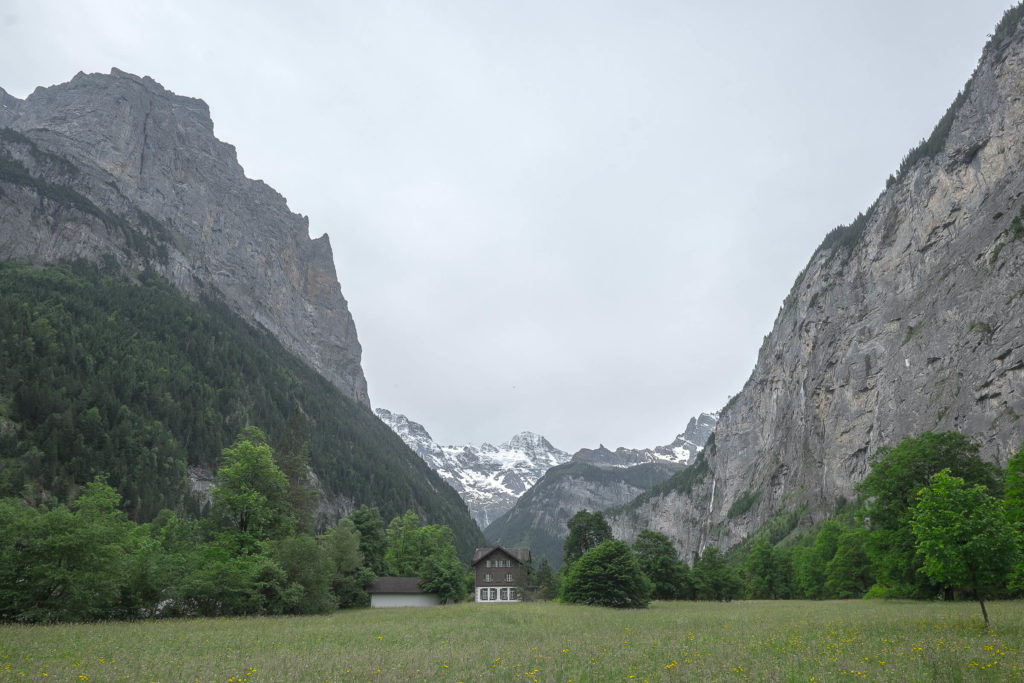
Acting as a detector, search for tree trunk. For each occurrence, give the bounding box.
[978,597,990,629]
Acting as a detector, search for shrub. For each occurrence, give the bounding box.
[561,540,651,608]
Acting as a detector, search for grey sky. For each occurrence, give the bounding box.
[1,1,1016,452]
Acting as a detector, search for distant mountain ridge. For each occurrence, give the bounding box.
[573,413,718,468]
[484,412,718,567]
[375,409,571,528]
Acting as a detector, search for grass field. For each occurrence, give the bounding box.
[1,600,1022,681]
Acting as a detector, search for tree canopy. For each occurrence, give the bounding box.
[632,529,691,600]
[691,547,741,601]
[561,539,651,608]
[911,469,1019,627]
[562,509,613,568]
[211,427,293,541]
[856,431,1003,597]
[383,510,469,603]
[0,261,483,557]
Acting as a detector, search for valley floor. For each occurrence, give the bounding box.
[1,600,1021,681]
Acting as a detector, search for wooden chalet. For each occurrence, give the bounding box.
[471,546,531,603]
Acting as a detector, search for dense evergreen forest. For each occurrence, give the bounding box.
[0,261,482,558]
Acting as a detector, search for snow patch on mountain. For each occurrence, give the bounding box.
[572,412,719,468]
[375,409,572,529]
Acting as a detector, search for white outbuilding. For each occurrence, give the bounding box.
[365,577,441,608]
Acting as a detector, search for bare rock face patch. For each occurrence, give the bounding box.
[608,16,1024,561]
[0,69,368,406]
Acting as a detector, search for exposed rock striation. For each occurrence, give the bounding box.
[608,10,1024,561]
[0,69,368,404]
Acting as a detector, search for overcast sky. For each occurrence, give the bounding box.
[1,1,1017,452]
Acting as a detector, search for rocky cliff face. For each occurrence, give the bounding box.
[0,69,368,404]
[375,408,571,528]
[608,11,1024,560]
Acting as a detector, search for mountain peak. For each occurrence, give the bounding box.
[375,409,571,528]
[502,431,557,453]
[0,70,369,406]
[572,413,718,468]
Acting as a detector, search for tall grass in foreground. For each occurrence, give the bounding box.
[1,600,1022,681]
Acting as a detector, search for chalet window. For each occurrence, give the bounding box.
[485,573,492,582]
[506,573,513,582]
[500,588,508,600]
[489,588,497,600]
[510,588,519,600]
[480,588,488,601]
[485,559,492,568]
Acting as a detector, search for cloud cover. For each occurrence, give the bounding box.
[1,1,1016,451]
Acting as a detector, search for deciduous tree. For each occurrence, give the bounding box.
[856,432,1002,597]
[211,427,293,541]
[1006,444,1024,592]
[911,469,1019,627]
[561,539,651,608]
[349,504,388,575]
[562,509,613,568]
[824,528,873,598]
[743,538,776,599]
[534,557,560,600]
[691,547,741,601]
[323,517,372,608]
[633,529,690,600]
[384,510,469,602]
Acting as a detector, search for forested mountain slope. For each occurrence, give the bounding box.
[609,6,1024,560]
[0,262,482,557]
[0,69,485,556]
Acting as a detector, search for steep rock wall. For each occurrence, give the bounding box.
[609,12,1024,561]
[0,69,368,404]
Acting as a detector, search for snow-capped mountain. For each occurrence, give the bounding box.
[485,412,719,565]
[375,409,572,528]
[572,412,719,468]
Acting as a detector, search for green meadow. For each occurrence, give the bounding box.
[1,600,1022,682]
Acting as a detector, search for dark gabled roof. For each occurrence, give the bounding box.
[365,577,428,594]
[472,546,531,566]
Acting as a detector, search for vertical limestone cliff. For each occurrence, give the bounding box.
[0,69,368,405]
[609,9,1024,560]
